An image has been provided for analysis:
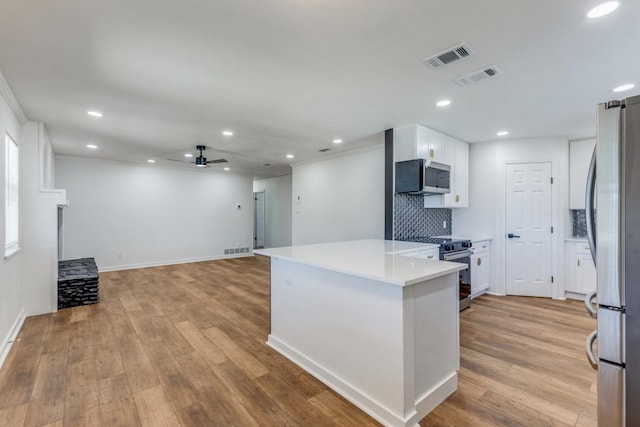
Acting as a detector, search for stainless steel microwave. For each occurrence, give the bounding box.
[395,159,451,195]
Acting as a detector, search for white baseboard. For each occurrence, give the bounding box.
[267,334,455,427]
[408,373,457,426]
[564,291,587,301]
[0,309,25,370]
[99,253,254,272]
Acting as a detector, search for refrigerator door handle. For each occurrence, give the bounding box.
[585,147,597,264]
[585,329,598,370]
[584,290,598,319]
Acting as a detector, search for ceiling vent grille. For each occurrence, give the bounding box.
[453,66,502,86]
[423,43,473,68]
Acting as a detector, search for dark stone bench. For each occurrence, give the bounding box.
[58,257,100,309]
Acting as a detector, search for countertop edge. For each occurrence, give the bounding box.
[254,251,465,287]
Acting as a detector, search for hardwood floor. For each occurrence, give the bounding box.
[0,256,597,426]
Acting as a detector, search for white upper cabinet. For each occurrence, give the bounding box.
[394,124,469,208]
[424,134,469,208]
[394,124,446,162]
[442,138,469,208]
[418,126,446,163]
[569,139,596,210]
[394,125,419,162]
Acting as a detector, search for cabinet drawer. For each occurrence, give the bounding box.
[471,240,490,254]
[398,249,439,260]
[576,242,591,255]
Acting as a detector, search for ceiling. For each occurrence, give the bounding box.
[0,0,638,178]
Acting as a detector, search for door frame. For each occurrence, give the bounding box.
[498,160,565,299]
[254,191,265,249]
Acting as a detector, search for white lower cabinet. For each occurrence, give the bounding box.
[565,241,596,296]
[398,247,439,260]
[470,240,490,298]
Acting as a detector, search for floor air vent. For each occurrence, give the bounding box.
[224,247,251,255]
[453,66,502,86]
[423,43,473,68]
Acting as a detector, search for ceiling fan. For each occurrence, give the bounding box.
[167,145,228,168]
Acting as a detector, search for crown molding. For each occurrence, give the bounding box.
[0,68,27,125]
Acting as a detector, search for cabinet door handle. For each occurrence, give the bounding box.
[477,258,481,266]
[455,194,460,203]
[429,148,434,158]
[427,255,433,259]
[578,258,581,267]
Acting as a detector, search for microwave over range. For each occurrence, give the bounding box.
[395,158,451,195]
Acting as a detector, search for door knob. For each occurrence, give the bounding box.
[507,233,521,239]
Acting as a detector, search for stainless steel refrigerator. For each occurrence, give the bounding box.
[585,95,640,426]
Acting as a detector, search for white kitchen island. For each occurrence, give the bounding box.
[255,239,465,427]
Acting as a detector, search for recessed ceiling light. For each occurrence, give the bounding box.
[222,130,233,136]
[613,83,635,92]
[86,144,98,149]
[223,167,230,171]
[87,111,103,118]
[184,153,193,158]
[496,130,509,136]
[286,154,295,159]
[333,139,343,144]
[147,159,156,163]
[587,1,619,18]
[436,99,451,107]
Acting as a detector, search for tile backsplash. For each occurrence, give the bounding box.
[394,194,452,239]
[571,209,587,238]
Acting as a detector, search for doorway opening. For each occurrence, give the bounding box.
[254,191,265,249]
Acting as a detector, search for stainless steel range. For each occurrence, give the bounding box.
[401,237,472,310]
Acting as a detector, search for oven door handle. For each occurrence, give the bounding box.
[443,250,472,261]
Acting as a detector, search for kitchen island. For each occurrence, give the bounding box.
[255,239,465,427]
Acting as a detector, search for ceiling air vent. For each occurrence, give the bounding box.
[423,43,473,68]
[453,66,502,86]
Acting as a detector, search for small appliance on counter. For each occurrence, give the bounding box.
[398,236,472,311]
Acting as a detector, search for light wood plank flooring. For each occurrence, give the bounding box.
[0,256,596,426]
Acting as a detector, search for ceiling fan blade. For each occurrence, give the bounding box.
[167,158,190,163]
[207,158,228,164]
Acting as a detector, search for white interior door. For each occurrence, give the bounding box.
[505,162,553,297]
[254,191,265,248]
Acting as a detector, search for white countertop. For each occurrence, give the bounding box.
[431,235,493,243]
[566,237,588,242]
[255,239,465,287]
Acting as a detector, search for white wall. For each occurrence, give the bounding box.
[0,84,24,367]
[55,156,254,271]
[21,122,66,316]
[291,143,385,245]
[452,137,570,298]
[253,175,292,248]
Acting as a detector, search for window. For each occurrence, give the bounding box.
[5,133,18,255]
